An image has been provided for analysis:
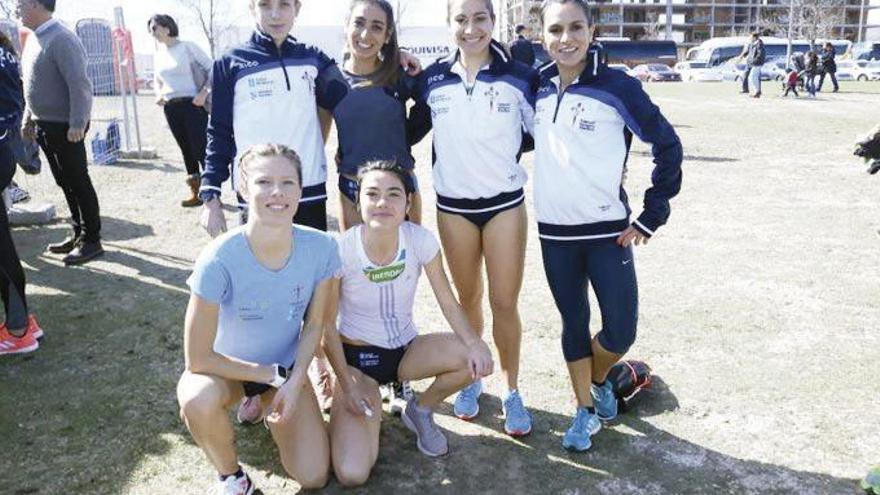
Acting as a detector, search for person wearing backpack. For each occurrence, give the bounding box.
[149,14,213,208]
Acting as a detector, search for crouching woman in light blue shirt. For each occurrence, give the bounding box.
[177,144,341,494]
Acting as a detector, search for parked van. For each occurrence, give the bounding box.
[686,37,851,68]
[852,41,880,61]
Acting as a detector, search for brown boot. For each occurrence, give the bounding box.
[181,174,203,208]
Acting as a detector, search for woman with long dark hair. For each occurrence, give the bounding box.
[533,0,682,451]
[0,31,42,355]
[333,0,422,232]
[149,14,212,207]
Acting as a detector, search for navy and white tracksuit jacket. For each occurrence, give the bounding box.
[200,30,348,205]
[409,40,539,214]
[533,47,683,241]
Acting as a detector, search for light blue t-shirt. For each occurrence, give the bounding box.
[187,225,341,368]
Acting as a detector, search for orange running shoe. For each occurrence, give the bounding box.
[0,325,39,355]
[26,314,44,341]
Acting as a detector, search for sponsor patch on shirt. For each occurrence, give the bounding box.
[363,249,407,283]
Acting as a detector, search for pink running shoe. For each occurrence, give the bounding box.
[0,325,39,355]
[236,396,263,425]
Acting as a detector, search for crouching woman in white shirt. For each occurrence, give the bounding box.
[323,160,493,486]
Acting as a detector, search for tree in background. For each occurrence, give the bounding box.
[756,0,847,45]
[0,0,13,18]
[175,0,237,57]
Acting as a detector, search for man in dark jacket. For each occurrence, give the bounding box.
[744,32,765,98]
[508,24,535,67]
[817,42,839,93]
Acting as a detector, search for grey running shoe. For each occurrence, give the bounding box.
[401,397,448,457]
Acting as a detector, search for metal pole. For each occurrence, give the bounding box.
[113,29,131,150]
[114,7,142,154]
[857,0,866,43]
[666,0,673,40]
[785,0,794,69]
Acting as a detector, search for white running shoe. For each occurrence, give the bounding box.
[217,472,255,495]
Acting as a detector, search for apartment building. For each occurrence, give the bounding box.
[502,0,880,49]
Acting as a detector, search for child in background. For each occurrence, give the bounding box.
[783,69,799,97]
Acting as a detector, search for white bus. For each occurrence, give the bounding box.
[686,37,852,67]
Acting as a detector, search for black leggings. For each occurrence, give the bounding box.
[163,98,208,176]
[0,139,28,330]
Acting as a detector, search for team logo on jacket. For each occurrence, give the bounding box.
[485,86,499,112]
[570,102,596,132]
[302,72,316,95]
[570,102,585,127]
[247,77,275,101]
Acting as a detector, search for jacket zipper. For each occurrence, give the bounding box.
[552,83,566,123]
[275,44,291,91]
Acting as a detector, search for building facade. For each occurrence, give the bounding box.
[503,0,880,49]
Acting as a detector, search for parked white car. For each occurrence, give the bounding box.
[836,60,872,81]
[864,60,880,80]
[674,61,723,82]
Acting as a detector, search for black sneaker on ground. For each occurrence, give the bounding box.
[47,236,81,254]
[63,241,104,266]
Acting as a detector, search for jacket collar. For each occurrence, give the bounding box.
[442,39,512,75]
[250,27,296,52]
[539,43,606,87]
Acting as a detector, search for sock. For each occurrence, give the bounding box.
[219,467,244,481]
[584,406,596,415]
[592,380,606,388]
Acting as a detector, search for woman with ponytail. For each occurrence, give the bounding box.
[333,0,423,232]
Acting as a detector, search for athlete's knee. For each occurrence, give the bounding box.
[488,292,518,315]
[457,285,484,309]
[334,462,371,487]
[295,469,329,490]
[177,375,226,422]
[596,326,636,355]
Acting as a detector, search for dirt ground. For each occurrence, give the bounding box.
[2,81,879,495]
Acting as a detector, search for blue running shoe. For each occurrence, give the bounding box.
[591,380,618,421]
[453,379,482,420]
[502,390,532,437]
[562,407,602,452]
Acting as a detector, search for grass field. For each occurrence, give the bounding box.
[2,81,879,495]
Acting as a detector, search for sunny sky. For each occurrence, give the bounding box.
[53,0,446,54]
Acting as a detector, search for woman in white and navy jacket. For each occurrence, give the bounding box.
[409,0,539,437]
[534,0,682,452]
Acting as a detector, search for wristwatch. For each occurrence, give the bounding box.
[269,364,289,388]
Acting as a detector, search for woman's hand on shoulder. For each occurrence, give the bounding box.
[400,50,422,76]
[617,225,650,247]
[465,339,494,380]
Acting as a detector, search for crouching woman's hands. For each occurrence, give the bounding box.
[465,339,494,381]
